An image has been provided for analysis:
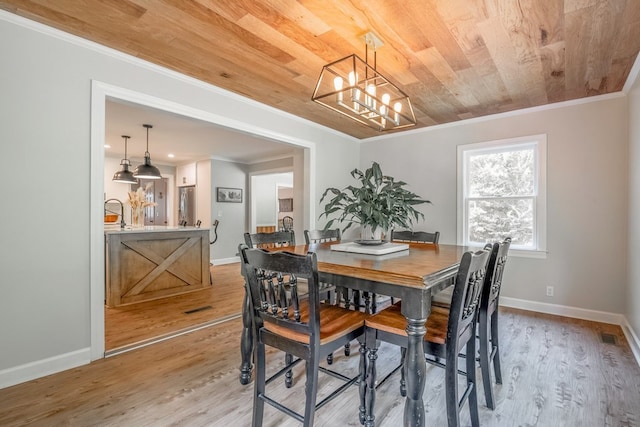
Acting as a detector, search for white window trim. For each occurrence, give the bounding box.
[457,134,547,259]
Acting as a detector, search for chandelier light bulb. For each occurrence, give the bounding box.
[348,71,357,86]
[334,76,344,102]
[348,71,360,111]
[334,76,343,90]
[366,84,376,109]
[394,102,402,123]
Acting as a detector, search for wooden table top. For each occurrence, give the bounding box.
[283,242,475,290]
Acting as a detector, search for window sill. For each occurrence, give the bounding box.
[508,248,547,259]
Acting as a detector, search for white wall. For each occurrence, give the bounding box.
[361,96,629,314]
[0,12,357,386]
[627,69,640,341]
[209,159,249,262]
[254,173,293,226]
[196,159,212,228]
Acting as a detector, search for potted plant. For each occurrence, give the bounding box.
[319,162,430,241]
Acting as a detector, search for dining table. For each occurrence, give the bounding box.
[238,241,474,427]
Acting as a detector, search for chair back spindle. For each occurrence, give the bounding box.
[241,245,320,342]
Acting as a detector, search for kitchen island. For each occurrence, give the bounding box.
[105,226,211,307]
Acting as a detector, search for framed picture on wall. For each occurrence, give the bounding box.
[278,198,293,212]
[217,187,243,203]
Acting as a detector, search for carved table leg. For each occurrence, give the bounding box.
[404,317,427,427]
[239,284,253,385]
[364,344,378,427]
[399,346,407,397]
[358,339,368,425]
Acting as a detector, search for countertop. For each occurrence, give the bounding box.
[104,225,209,235]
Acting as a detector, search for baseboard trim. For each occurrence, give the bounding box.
[621,318,640,367]
[500,296,626,325]
[211,256,239,266]
[0,347,90,390]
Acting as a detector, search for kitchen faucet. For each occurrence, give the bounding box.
[104,198,126,229]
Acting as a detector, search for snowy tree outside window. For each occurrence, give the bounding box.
[458,135,547,255]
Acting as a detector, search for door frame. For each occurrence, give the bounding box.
[90,81,316,360]
[249,169,294,233]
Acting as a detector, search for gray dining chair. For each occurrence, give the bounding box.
[239,244,367,426]
[390,229,440,244]
[362,248,491,427]
[478,237,511,409]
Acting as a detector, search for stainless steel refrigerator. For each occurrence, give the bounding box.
[178,186,196,226]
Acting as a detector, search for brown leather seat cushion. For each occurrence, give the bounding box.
[365,302,450,345]
[264,301,368,345]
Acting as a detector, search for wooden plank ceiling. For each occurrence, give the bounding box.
[2,0,640,139]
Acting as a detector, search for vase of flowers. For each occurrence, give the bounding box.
[127,183,157,227]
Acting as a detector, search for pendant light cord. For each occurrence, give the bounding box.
[123,135,130,160]
[144,124,153,156]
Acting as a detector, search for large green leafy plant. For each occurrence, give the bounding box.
[320,162,430,236]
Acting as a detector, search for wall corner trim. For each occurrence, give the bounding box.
[0,348,90,390]
[621,318,640,368]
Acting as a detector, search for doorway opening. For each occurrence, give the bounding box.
[250,171,294,234]
[134,178,168,226]
[91,81,316,360]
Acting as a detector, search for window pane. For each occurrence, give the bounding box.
[468,148,534,197]
[468,198,533,246]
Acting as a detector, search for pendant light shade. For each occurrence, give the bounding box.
[112,135,138,184]
[133,124,162,180]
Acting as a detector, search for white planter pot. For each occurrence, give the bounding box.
[361,225,384,241]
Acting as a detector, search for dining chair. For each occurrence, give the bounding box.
[304,228,378,316]
[239,244,368,427]
[304,228,342,244]
[304,228,349,364]
[410,237,512,410]
[389,229,441,306]
[244,230,298,387]
[304,228,343,306]
[244,230,295,249]
[304,228,342,308]
[390,229,440,244]
[362,248,491,427]
[478,237,511,409]
[282,215,294,231]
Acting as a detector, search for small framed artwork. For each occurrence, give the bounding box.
[217,187,243,203]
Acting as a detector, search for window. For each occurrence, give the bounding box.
[457,134,547,257]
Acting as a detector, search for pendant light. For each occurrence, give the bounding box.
[112,135,138,184]
[133,124,162,179]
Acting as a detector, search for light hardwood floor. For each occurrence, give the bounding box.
[105,263,245,352]
[2,292,639,425]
